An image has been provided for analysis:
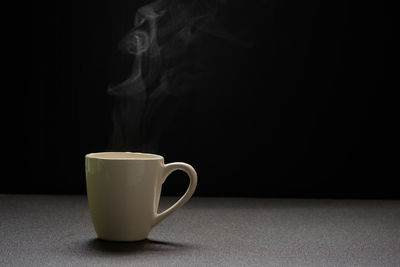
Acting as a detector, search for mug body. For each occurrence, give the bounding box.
[85,152,164,241]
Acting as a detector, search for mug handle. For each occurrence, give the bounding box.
[153,162,198,226]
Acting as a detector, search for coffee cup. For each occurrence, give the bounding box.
[85,152,197,241]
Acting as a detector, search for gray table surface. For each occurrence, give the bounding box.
[1,195,399,267]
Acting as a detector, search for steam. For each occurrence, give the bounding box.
[108,0,245,151]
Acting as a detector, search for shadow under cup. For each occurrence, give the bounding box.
[85,152,197,242]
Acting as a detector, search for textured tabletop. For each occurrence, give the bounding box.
[1,195,399,266]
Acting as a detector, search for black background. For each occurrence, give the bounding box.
[18,0,397,198]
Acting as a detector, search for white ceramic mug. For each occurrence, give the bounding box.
[85,152,198,241]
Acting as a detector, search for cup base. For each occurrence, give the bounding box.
[97,235,148,242]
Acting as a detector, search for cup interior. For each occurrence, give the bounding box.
[86,152,163,160]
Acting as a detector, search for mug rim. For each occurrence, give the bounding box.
[85,152,164,160]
